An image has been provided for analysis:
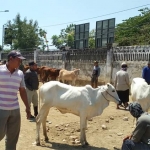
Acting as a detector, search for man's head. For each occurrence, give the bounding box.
[7,50,26,69]
[8,50,26,60]
[129,102,144,118]
[28,61,37,70]
[147,61,150,68]
[121,62,128,68]
[94,61,98,66]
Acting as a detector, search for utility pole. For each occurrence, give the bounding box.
[2,25,5,51]
[1,10,9,50]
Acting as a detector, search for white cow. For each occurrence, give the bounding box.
[131,77,150,112]
[35,81,120,146]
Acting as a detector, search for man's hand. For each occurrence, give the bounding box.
[25,107,31,119]
[123,135,132,142]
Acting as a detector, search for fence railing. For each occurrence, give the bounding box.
[113,45,150,61]
[2,45,150,63]
[36,48,108,63]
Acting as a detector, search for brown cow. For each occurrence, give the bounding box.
[41,67,61,83]
[58,69,80,85]
[37,66,48,82]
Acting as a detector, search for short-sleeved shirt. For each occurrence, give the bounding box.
[0,64,25,110]
[92,66,100,77]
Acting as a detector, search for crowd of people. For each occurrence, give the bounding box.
[0,50,150,150]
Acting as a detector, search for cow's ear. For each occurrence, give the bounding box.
[107,83,109,87]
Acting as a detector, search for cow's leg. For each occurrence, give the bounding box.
[42,107,50,142]
[72,79,76,86]
[80,116,88,146]
[35,103,50,146]
[84,119,89,145]
[62,79,65,83]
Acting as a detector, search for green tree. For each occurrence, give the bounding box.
[115,8,150,46]
[51,24,75,49]
[4,14,46,51]
[89,29,95,48]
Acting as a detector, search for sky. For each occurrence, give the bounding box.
[0,0,150,50]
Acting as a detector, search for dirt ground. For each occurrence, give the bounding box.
[0,82,134,150]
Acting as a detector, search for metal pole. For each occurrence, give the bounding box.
[2,25,4,51]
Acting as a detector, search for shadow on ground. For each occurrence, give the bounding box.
[38,141,110,150]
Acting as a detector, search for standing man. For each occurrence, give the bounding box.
[142,61,150,85]
[91,61,100,88]
[0,50,31,150]
[24,61,39,119]
[122,102,150,150]
[114,62,130,109]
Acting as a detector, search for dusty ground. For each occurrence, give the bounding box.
[0,82,134,150]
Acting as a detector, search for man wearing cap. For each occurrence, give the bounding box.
[0,50,31,150]
[114,62,130,109]
[24,61,39,119]
[122,102,150,150]
[91,61,100,88]
[142,61,150,85]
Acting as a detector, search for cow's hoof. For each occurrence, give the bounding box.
[45,137,49,142]
[81,142,89,148]
[36,143,40,146]
[32,141,40,146]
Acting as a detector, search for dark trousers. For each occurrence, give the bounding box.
[122,139,150,150]
[91,75,98,88]
[117,89,129,105]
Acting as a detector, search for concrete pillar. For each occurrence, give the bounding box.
[0,52,2,60]
[105,49,113,83]
[34,50,37,62]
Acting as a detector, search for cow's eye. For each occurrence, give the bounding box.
[112,90,115,92]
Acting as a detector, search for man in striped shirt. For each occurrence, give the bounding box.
[0,50,31,150]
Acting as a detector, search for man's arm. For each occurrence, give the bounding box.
[123,134,132,142]
[24,72,33,90]
[142,67,146,79]
[131,117,147,142]
[19,87,31,119]
[125,73,130,88]
[97,67,100,77]
[114,74,117,88]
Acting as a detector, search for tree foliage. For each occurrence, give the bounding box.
[51,24,96,49]
[4,14,46,51]
[115,8,150,46]
[89,29,95,48]
[51,24,75,49]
